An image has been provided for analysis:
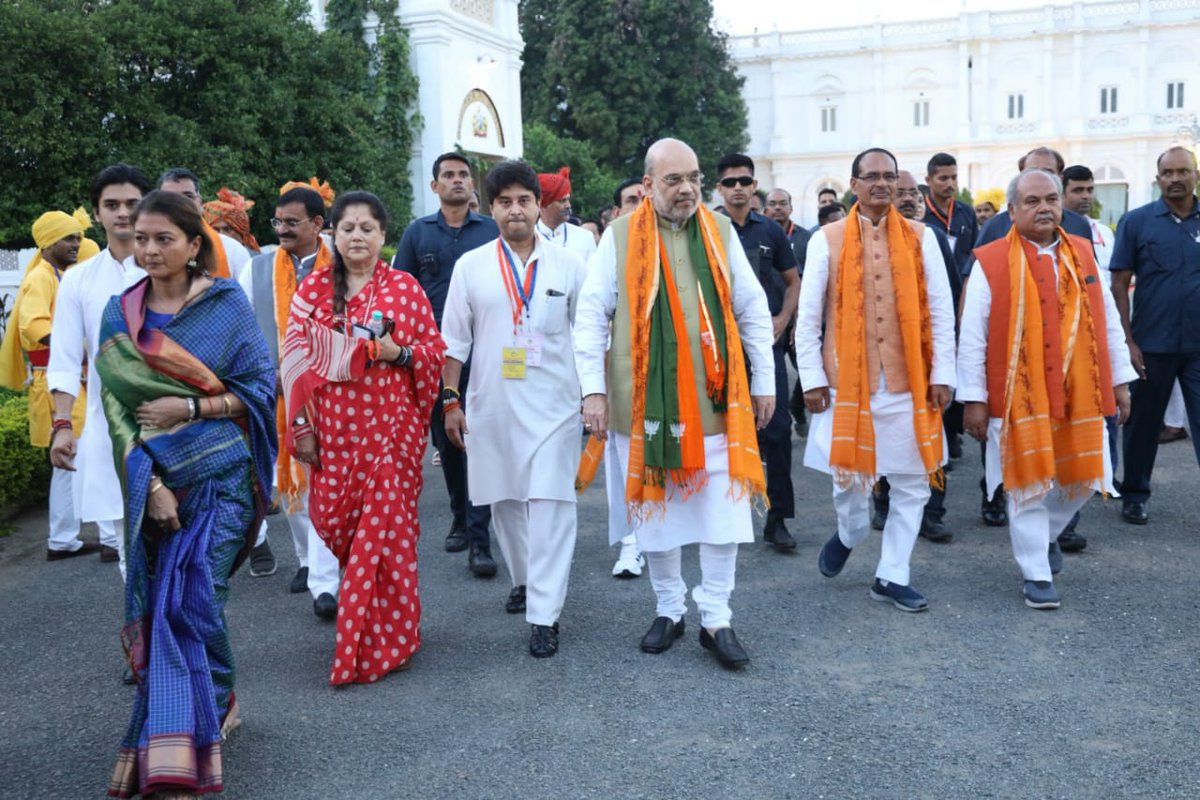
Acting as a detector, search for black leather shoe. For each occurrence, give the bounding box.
[99,545,120,563]
[1121,501,1148,525]
[640,616,685,653]
[529,623,559,658]
[505,585,526,614]
[763,518,797,552]
[1057,528,1088,552]
[699,627,749,669]
[289,566,309,594]
[919,515,954,543]
[313,592,337,620]
[981,484,1008,527]
[444,522,469,552]
[468,544,497,578]
[46,541,102,561]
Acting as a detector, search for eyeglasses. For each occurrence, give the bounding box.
[659,172,704,188]
[719,176,754,188]
[856,172,899,184]
[270,216,314,230]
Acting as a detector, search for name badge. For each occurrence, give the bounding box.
[501,347,527,379]
[518,331,544,367]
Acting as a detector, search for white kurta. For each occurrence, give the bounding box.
[956,236,1138,499]
[47,250,146,522]
[1087,217,1113,272]
[219,232,252,285]
[441,237,586,505]
[536,219,597,263]
[574,218,776,550]
[795,220,957,478]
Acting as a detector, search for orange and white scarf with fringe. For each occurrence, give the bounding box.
[997,227,1106,502]
[274,242,333,503]
[623,199,766,518]
[830,204,943,489]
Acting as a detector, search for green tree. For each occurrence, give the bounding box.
[0,0,421,246]
[522,123,621,220]
[520,0,748,186]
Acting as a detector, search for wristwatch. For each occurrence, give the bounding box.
[295,416,308,426]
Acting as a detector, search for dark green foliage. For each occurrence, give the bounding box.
[0,0,421,245]
[519,0,748,190]
[0,389,51,517]
[522,123,621,220]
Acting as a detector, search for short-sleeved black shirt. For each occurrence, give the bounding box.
[724,209,799,317]
[391,209,499,326]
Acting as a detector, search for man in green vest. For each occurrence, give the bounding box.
[574,138,776,670]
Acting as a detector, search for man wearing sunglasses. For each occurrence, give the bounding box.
[716,153,801,553]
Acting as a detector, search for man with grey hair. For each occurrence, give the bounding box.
[959,169,1134,609]
[575,137,775,669]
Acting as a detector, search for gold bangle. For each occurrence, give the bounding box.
[222,394,232,417]
[149,479,165,494]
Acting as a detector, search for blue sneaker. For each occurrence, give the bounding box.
[818,533,852,577]
[1023,580,1061,609]
[870,579,929,612]
[1047,542,1063,576]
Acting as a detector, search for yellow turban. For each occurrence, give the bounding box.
[279,177,336,208]
[32,207,91,250]
[973,188,1005,211]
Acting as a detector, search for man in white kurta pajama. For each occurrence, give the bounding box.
[576,138,775,670]
[441,161,586,659]
[48,164,154,581]
[795,149,957,613]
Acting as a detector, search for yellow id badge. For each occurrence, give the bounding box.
[501,347,527,379]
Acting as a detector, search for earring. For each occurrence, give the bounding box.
[187,257,198,272]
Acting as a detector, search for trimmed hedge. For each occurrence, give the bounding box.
[0,388,51,517]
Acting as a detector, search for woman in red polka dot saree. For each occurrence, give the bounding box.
[281,192,445,685]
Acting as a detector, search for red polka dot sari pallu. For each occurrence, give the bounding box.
[281,261,445,684]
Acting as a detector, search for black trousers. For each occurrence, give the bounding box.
[1121,351,1200,503]
[430,362,492,547]
[758,344,795,520]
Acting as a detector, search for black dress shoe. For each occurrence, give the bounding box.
[1121,501,1148,525]
[529,623,559,658]
[444,522,469,553]
[289,566,309,594]
[313,592,338,620]
[640,616,685,653]
[763,518,797,552]
[919,515,954,543]
[46,541,102,561]
[1057,528,1088,552]
[99,545,120,563]
[505,585,526,614]
[699,627,749,669]
[468,543,497,578]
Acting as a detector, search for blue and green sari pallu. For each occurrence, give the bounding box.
[97,276,276,798]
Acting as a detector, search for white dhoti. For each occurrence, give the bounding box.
[491,498,576,626]
[985,418,1116,581]
[806,388,944,586]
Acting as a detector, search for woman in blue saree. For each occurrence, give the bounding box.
[97,191,276,799]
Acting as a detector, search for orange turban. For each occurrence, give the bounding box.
[203,188,260,251]
[537,167,572,208]
[279,177,335,208]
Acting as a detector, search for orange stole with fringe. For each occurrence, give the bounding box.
[975,228,1112,500]
[202,222,231,279]
[829,204,943,489]
[273,243,333,503]
[622,200,765,517]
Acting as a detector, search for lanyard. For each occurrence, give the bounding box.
[497,239,538,332]
[785,221,794,238]
[926,196,954,230]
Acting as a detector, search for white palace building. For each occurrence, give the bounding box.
[729,0,1200,227]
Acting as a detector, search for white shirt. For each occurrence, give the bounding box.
[536,219,597,263]
[1088,217,1113,271]
[219,233,252,285]
[574,219,775,399]
[441,237,587,505]
[794,218,957,394]
[47,249,147,521]
[956,236,1137,406]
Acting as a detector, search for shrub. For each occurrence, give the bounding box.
[0,388,51,518]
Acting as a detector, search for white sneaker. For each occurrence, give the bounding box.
[612,542,644,578]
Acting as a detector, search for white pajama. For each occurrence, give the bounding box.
[491,498,576,626]
[833,471,929,585]
[47,467,81,552]
[645,543,739,629]
[287,490,340,597]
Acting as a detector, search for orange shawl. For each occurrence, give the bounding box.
[830,204,943,488]
[273,242,334,502]
[203,221,231,278]
[623,201,765,516]
[996,227,1106,501]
